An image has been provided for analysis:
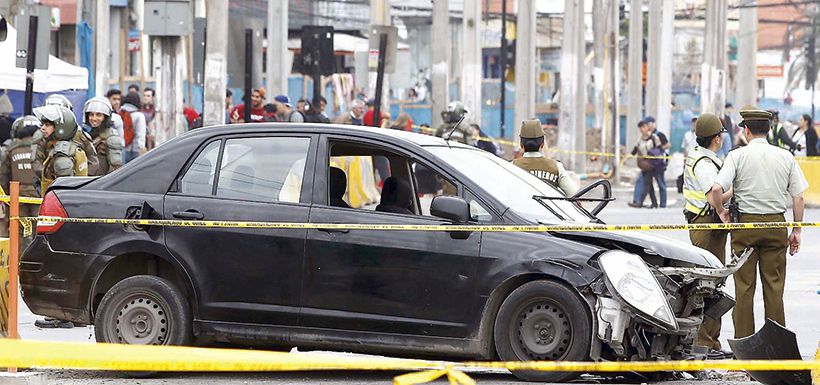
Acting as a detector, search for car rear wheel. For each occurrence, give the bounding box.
[493,280,592,382]
[95,275,192,347]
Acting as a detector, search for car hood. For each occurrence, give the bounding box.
[553,230,722,268]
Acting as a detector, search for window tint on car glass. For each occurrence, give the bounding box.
[216,137,310,203]
[180,140,220,196]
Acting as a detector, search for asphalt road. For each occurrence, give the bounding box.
[13,198,818,385]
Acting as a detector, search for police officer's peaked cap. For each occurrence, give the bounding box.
[738,105,772,127]
[520,120,544,139]
[695,113,723,138]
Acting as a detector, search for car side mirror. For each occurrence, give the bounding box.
[431,196,470,223]
[571,179,613,216]
[431,196,472,240]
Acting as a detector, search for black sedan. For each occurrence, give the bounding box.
[21,124,745,382]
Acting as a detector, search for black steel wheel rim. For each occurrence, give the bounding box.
[510,298,573,361]
[108,291,170,345]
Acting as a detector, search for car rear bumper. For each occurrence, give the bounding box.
[20,236,112,325]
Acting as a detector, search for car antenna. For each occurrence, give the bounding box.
[445,115,466,143]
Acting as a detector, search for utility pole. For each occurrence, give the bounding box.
[514,0,536,143]
[431,0,450,128]
[154,36,187,142]
[266,0,288,97]
[558,0,586,171]
[703,0,728,115]
[736,0,755,111]
[645,0,659,120]
[499,0,507,137]
[608,0,621,178]
[593,0,606,144]
[656,0,673,136]
[369,0,390,113]
[462,0,482,128]
[203,0,228,127]
[626,0,642,165]
[94,0,109,97]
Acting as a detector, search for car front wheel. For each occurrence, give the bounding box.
[95,275,192,347]
[493,280,592,382]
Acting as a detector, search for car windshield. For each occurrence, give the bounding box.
[426,146,593,223]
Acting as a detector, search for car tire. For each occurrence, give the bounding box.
[493,280,592,382]
[95,275,192,356]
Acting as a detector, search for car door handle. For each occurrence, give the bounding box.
[172,210,204,220]
[318,228,350,234]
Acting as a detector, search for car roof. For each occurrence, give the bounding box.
[184,122,475,148]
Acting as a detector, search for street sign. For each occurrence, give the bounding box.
[15,5,51,70]
[368,25,397,74]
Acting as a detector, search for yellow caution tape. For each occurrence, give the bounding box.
[1,339,820,381]
[0,195,43,205]
[14,216,819,233]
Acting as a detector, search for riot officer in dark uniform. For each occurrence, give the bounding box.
[0,116,41,238]
[83,97,124,175]
[435,101,475,145]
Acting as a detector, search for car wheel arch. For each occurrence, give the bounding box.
[89,252,198,322]
[476,273,594,360]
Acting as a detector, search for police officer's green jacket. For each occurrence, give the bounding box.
[90,125,124,176]
[0,136,39,197]
[513,152,579,196]
[39,138,89,194]
[35,129,98,179]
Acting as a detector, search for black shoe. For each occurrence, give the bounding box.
[628,202,642,208]
[706,348,734,360]
[34,318,75,329]
[647,204,658,209]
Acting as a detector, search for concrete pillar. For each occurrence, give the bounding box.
[154,37,186,143]
[266,0,288,96]
[431,0,450,127]
[513,0,536,142]
[203,0,228,127]
[462,0,482,128]
[608,0,621,170]
[626,0,643,151]
[94,0,109,97]
[701,0,727,115]
[592,0,606,139]
[736,0,757,108]
[369,0,391,110]
[558,0,586,171]
[645,0,659,120]
[656,0,673,136]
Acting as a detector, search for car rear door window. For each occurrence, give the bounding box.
[180,140,220,196]
[216,137,310,203]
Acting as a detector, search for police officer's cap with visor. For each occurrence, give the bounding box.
[11,115,42,139]
[520,120,545,139]
[737,105,772,128]
[33,105,78,141]
[83,97,114,128]
[694,113,724,138]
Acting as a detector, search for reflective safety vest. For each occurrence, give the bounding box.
[767,123,786,148]
[683,146,722,216]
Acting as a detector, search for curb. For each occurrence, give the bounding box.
[0,372,45,385]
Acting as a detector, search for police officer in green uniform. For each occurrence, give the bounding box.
[512,120,578,196]
[42,93,99,176]
[33,105,89,194]
[707,106,809,339]
[682,113,733,357]
[82,97,123,176]
[0,116,41,238]
[435,101,475,145]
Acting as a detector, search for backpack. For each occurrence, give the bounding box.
[119,111,135,146]
[647,134,667,171]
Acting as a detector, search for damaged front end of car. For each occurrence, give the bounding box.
[586,248,752,362]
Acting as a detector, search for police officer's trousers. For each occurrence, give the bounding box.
[730,213,788,338]
[688,214,728,349]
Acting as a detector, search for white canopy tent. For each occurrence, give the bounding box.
[0,24,88,93]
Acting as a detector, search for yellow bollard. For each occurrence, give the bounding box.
[7,181,19,373]
[814,342,820,384]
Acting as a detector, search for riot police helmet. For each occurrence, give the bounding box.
[11,115,42,139]
[441,101,468,124]
[33,105,78,141]
[83,97,114,128]
[44,94,74,111]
